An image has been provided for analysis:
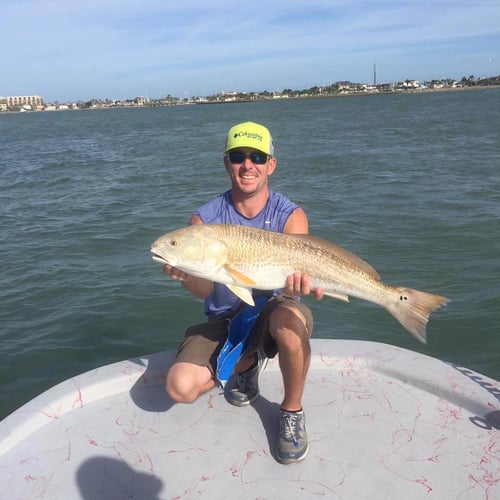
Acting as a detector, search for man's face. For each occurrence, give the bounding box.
[224,148,277,196]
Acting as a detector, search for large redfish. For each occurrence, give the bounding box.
[151,224,450,343]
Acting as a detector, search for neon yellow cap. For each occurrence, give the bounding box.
[224,122,274,156]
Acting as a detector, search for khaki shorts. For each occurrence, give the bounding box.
[174,294,314,376]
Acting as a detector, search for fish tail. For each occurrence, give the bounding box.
[385,287,451,343]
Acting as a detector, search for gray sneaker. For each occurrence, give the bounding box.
[277,409,309,464]
[225,351,267,407]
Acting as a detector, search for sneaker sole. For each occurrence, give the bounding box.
[225,391,259,407]
[276,442,309,465]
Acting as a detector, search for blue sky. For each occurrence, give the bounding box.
[1,0,499,102]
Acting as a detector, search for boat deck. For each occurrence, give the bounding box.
[0,339,498,499]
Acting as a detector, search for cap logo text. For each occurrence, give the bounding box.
[234,131,263,142]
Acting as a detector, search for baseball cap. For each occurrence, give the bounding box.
[224,122,274,156]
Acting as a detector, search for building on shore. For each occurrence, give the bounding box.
[0,95,45,110]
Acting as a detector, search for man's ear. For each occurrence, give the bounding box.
[267,156,277,175]
[223,155,231,171]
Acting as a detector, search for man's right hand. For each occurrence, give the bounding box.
[163,264,191,282]
[163,264,215,300]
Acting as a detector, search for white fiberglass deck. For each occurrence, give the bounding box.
[0,339,499,499]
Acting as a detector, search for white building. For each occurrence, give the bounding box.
[5,95,44,108]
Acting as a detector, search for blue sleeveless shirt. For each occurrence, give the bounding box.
[194,189,298,318]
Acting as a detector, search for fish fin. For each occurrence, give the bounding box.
[223,264,256,286]
[323,292,350,303]
[297,235,381,280]
[226,284,255,306]
[385,287,451,344]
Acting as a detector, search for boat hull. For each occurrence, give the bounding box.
[0,339,498,499]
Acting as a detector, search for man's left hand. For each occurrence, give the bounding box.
[284,272,324,300]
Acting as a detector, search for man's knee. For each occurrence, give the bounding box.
[270,305,311,342]
[166,370,193,403]
[166,363,211,404]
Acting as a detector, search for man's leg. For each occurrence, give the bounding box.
[269,302,312,464]
[226,295,313,409]
[269,305,311,411]
[223,294,313,463]
[165,318,227,404]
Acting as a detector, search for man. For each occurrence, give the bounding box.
[163,121,323,464]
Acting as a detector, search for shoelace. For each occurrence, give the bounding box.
[282,414,300,448]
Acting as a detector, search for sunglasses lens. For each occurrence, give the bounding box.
[228,152,268,164]
[250,152,267,164]
[228,152,245,164]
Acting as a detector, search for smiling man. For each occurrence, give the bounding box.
[162,121,323,464]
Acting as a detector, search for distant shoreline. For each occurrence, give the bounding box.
[1,84,498,114]
[195,85,498,105]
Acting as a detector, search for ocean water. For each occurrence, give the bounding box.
[1,89,499,420]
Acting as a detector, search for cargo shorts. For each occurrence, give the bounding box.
[173,294,314,376]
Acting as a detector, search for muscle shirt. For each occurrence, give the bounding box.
[194,189,299,318]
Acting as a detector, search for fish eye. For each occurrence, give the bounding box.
[170,239,177,246]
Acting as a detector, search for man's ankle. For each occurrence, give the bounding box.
[280,406,303,413]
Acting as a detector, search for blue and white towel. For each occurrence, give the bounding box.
[216,295,269,388]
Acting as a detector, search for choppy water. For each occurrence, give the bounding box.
[1,89,499,419]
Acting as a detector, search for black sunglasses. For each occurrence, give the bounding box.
[227,151,269,165]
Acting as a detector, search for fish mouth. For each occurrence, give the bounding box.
[151,252,169,265]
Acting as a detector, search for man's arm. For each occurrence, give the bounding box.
[283,207,308,235]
